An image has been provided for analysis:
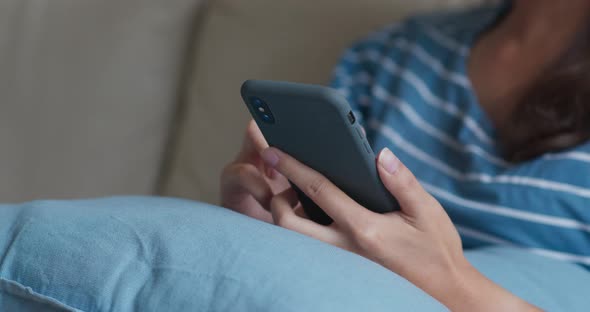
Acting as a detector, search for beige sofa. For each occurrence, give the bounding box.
[1,0,479,204]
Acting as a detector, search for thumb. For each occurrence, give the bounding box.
[376,148,435,217]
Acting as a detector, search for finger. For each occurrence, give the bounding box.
[265,167,281,180]
[237,119,269,162]
[246,119,269,152]
[376,148,437,216]
[293,205,308,219]
[238,121,289,188]
[271,190,341,245]
[221,163,273,209]
[261,147,374,229]
[277,187,300,207]
[275,188,307,218]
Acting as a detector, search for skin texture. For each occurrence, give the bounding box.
[220,120,290,223]
[261,146,539,312]
[469,0,590,130]
[221,122,540,311]
[220,1,589,310]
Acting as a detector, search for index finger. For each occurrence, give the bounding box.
[237,119,269,162]
[261,147,374,228]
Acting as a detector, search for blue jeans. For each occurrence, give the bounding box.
[1,197,588,311]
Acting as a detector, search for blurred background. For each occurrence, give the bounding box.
[0,0,481,205]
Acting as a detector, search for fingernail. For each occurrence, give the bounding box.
[378,148,399,174]
[261,148,279,168]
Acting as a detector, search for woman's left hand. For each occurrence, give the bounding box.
[260,147,540,312]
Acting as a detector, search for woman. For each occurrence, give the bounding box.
[221,0,590,310]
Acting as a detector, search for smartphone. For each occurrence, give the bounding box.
[240,80,399,225]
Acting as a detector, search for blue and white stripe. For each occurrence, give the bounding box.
[331,5,590,268]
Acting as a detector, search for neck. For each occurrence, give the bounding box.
[502,0,590,46]
[467,0,590,131]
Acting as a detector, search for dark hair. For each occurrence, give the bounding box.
[502,25,590,162]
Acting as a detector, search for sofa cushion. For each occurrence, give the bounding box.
[0,197,446,311]
[1,197,589,311]
[0,0,204,201]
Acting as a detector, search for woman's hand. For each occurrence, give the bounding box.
[220,120,289,222]
[261,147,540,311]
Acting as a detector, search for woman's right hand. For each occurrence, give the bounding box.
[220,120,290,222]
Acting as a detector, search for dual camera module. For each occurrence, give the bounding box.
[249,97,275,124]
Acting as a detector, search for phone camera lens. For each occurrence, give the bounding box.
[249,97,275,124]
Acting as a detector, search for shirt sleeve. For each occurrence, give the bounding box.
[329,44,374,128]
[328,23,403,128]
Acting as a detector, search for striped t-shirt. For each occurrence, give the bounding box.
[331,4,590,268]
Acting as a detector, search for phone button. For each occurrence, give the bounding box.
[363,141,372,154]
[356,127,364,139]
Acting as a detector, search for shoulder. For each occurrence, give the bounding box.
[337,3,504,70]
[508,141,590,206]
[539,141,590,186]
[499,141,590,229]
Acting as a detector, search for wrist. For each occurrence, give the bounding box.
[442,259,489,311]
[428,255,476,309]
[434,256,538,312]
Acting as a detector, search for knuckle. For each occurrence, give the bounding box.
[352,221,382,250]
[234,164,257,181]
[304,175,329,199]
[274,212,291,228]
[222,163,263,189]
[275,214,291,227]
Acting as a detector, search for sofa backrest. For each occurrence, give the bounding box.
[0,0,205,202]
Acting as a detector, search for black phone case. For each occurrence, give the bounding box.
[241,80,399,225]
